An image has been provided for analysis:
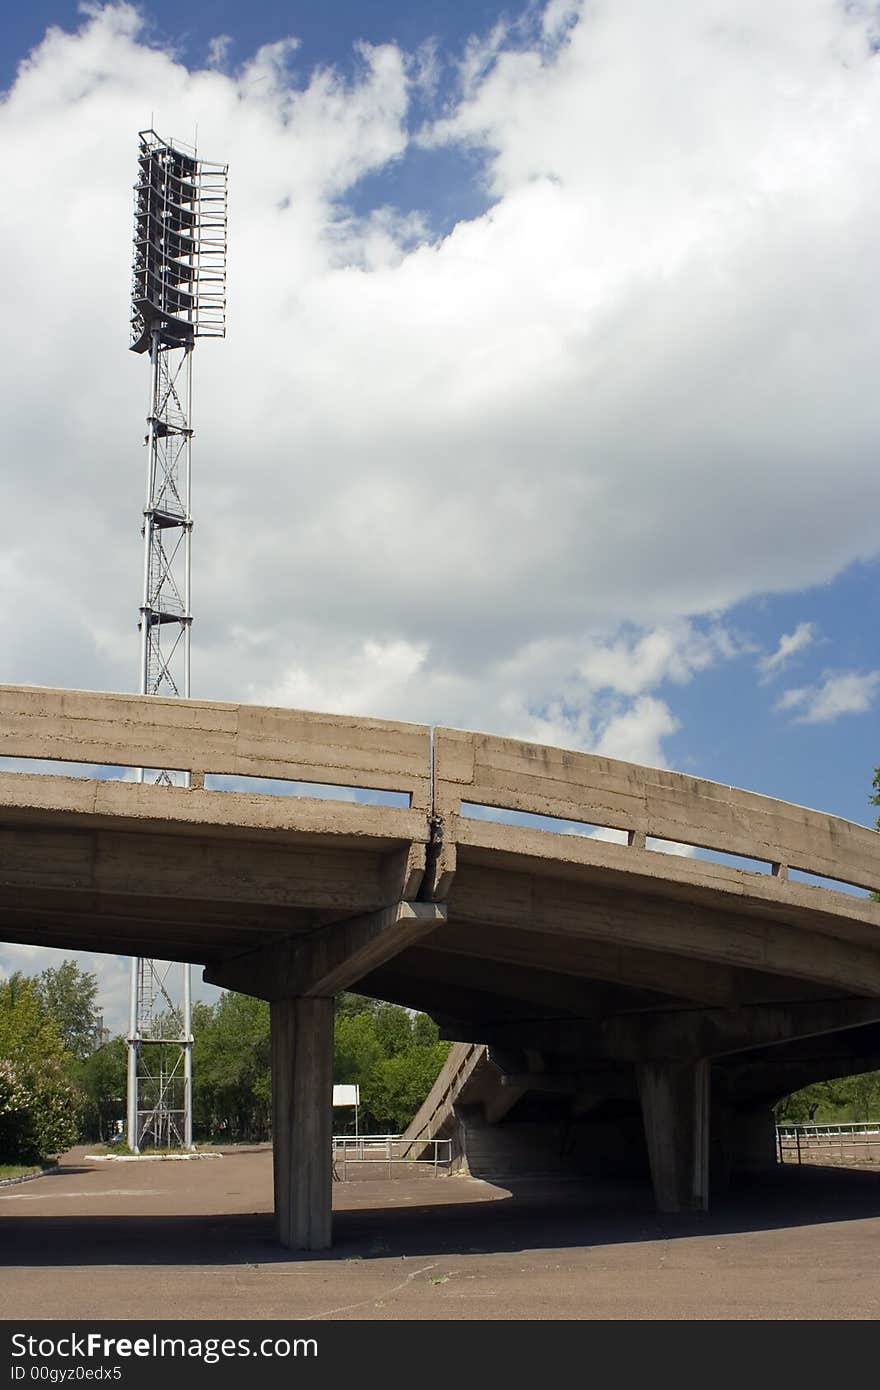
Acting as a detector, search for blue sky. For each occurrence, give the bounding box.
[665,567,879,822]
[0,1,505,233]
[0,0,506,86]
[0,1,878,1026]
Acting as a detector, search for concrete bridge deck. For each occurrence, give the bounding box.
[1,683,879,1247]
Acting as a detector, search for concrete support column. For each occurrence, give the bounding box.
[270,996,334,1250]
[637,1059,710,1213]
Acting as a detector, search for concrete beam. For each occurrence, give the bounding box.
[498,1067,634,1098]
[723,1053,880,1108]
[0,824,401,915]
[359,971,570,1025]
[388,947,685,1015]
[720,1019,880,1066]
[448,866,880,997]
[271,996,334,1250]
[382,843,427,902]
[483,1085,526,1125]
[603,998,880,1061]
[446,999,880,1062]
[360,958,680,1030]
[638,1059,710,1213]
[205,901,446,1000]
[427,916,841,1007]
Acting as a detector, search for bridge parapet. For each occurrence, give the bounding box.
[433,726,880,897]
[0,684,432,810]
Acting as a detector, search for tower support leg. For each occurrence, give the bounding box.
[637,1059,710,1212]
[126,956,140,1152]
[271,996,334,1250]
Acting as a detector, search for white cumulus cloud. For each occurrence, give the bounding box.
[776,670,880,723]
[758,621,817,681]
[206,35,233,70]
[2,1,880,1021]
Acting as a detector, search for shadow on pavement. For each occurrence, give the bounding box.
[3,1164,880,1267]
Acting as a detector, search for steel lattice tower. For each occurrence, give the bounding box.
[126,129,227,1151]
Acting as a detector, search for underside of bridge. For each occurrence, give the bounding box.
[359,858,880,1214]
[1,685,879,1249]
[399,1030,880,1210]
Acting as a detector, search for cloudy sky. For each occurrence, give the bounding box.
[1,1,878,1030]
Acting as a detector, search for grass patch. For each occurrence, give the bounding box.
[135,1143,218,1155]
[0,1164,43,1180]
[89,1143,218,1157]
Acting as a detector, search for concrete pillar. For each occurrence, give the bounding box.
[637,1059,710,1213]
[270,996,334,1250]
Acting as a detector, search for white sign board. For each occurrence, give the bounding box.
[332,1084,360,1108]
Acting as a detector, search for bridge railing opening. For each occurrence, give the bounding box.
[0,756,415,807]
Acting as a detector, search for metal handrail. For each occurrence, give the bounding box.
[776,1120,880,1165]
[332,1134,453,1180]
[777,1121,880,1136]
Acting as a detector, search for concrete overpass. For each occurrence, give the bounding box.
[1,683,879,1248]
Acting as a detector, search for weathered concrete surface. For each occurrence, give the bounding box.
[433,725,880,889]
[2,684,880,1242]
[271,997,333,1250]
[637,1060,710,1212]
[206,902,447,999]
[0,684,432,808]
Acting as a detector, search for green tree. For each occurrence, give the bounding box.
[193,993,271,1142]
[833,1071,880,1121]
[374,1003,413,1057]
[0,975,80,1162]
[37,960,100,1059]
[0,1060,30,1160]
[334,1012,383,1085]
[76,1037,128,1141]
[776,1072,880,1124]
[412,1012,440,1048]
[331,999,450,1132]
[363,1042,451,1132]
[776,1081,845,1124]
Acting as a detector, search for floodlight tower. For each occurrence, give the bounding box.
[126,129,227,1151]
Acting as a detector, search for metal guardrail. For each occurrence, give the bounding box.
[332,1135,453,1180]
[776,1121,880,1165]
[777,1121,880,1136]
